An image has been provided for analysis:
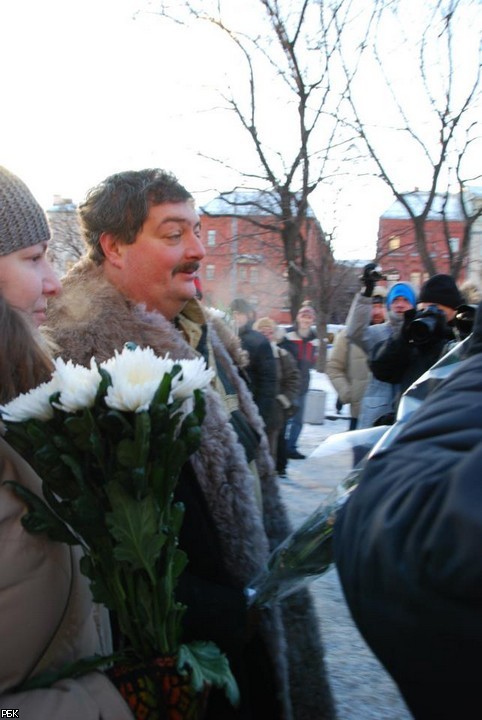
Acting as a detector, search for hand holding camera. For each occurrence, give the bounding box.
[360,263,385,297]
[404,305,448,345]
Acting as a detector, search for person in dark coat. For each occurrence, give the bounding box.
[370,274,463,403]
[253,316,301,473]
[334,300,482,719]
[230,298,277,429]
[47,168,337,720]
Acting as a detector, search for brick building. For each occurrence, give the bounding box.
[377,191,478,290]
[198,190,326,324]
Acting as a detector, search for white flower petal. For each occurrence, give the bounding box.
[101,346,175,413]
[53,357,102,412]
[171,358,214,400]
[0,377,59,421]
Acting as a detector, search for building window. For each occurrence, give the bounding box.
[250,267,260,284]
[238,266,248,281]
[205,264,215,280]
[449,237,459,253]
[207,230,216,246]
[388,235,400,251]
[410,272,421,288]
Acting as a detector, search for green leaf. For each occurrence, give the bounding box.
[5,481,79,546]
[98,409,135,439]
[59,453,84,484]
[170,502,185,535]
[79,555,118,607]
[105,483,166,583]
[97,367,113,401]
[116,438,138,468]
[170,547,189,580]
[14,653,119,692]
[134,412,151,468]
[150,372,173,408]
[177,641,240,707]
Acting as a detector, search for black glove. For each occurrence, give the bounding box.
[361,262,379,297]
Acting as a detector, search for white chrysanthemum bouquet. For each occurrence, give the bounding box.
[1,345,238,715]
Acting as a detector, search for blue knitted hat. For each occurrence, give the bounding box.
[386,282,416,309]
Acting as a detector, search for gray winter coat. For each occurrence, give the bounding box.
[345,293,400,427]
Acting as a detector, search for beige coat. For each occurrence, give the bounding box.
[326,328,370,419]
[0,437,133,719]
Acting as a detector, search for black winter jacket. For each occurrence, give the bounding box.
[334,347,482,719]
[238,322,277,426]
[369,315,456,395]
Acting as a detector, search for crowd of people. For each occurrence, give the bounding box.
[0,166,335,719]
[2,162,482,719]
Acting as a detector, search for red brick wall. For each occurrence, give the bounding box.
[199,213,323,324]
[377,217,466,289]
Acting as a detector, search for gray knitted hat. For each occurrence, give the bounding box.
[0,166,51,256]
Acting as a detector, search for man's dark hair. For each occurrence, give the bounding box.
[78,168,193,264]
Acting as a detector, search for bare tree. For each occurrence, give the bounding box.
[150,0,363,327]
[46,198,85,276]
[334,0,482,279]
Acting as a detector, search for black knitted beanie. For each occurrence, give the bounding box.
[418,273,463,310]
[0,166,51,256]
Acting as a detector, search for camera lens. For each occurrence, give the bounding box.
[408,314,439,344]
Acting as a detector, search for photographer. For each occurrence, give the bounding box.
[334,299,482,718]
[345,262,416,427]
[370,274,463,401]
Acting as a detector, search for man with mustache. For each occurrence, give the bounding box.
[46,169,336,720]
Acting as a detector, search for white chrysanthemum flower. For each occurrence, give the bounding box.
[206,306,226,319]
[101,345,175,413]
[0,377,59,422]
[171,357,214,400]
[53,357,102,412]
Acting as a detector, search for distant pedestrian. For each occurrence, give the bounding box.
[253,317,301,474]
[284,304,319,459]
[230,298,277,428]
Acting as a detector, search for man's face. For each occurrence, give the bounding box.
[418,301,456,322]
[371,302,386,325]
[297,312,314,330]
[103,201,205,320]
[390,296,414,315]
[232,310,249,331]
[258,325,275,342]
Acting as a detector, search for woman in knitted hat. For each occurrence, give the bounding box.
[0,166,133,718]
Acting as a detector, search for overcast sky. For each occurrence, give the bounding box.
[1,0,478,261]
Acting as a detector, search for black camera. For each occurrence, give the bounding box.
[406,305,447,345]
[359,264,387,283]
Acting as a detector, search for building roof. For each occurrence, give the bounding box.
[381,190,482,221]
[200,189,316,218]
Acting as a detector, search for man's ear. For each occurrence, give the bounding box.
[99,232,124,268]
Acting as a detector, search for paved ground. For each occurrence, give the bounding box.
[278,376,412,719]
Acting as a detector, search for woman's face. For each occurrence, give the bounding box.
[0,242,61,326]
